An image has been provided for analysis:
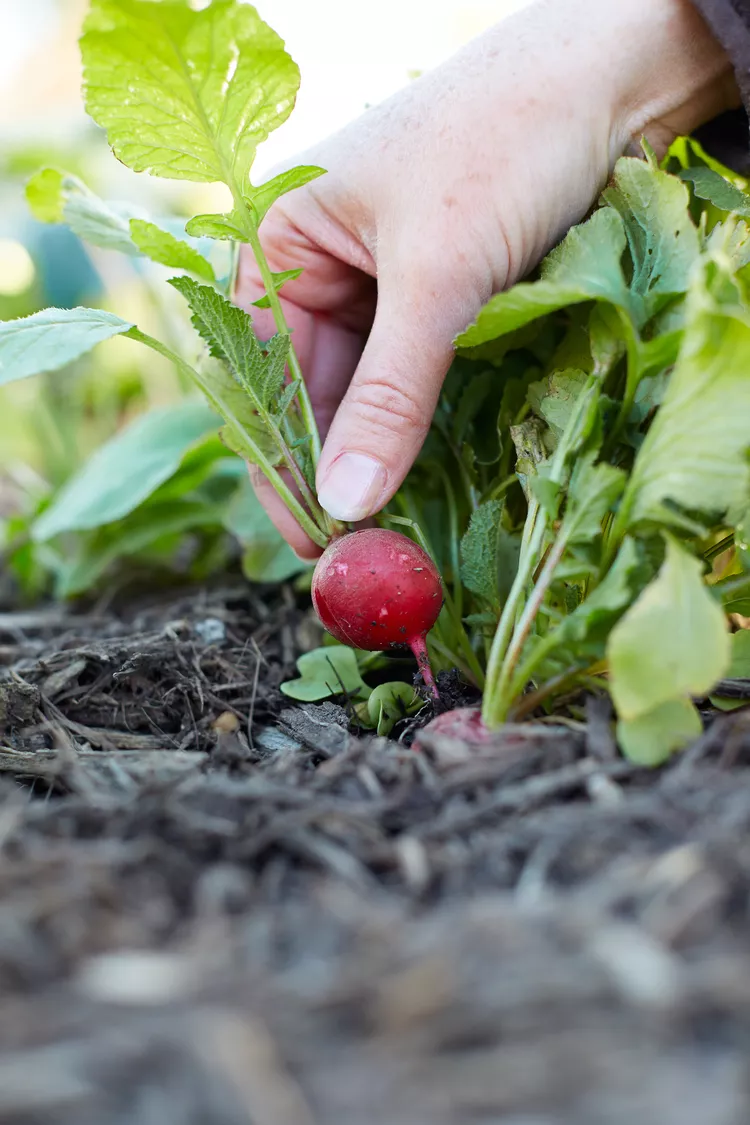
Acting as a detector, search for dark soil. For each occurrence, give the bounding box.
[2,583,750,1124]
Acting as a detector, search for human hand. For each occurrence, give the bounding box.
[236,0,737,558]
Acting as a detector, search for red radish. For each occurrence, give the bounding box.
[412,706,492,752]
[312,528,443,700]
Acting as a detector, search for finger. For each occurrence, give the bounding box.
[316,265,488,522]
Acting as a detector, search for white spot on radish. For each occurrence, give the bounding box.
[333,562,349,576]
[378,607,388,619]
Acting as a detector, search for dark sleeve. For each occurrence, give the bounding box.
[690,1,750,173]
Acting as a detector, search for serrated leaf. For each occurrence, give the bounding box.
[82,0,299,186]
[252,268,304,308]
[608,536,729,721]
[169,276,288,415]
[603,155,699,302]
[617,698,702,766]
[130,219,215,280]
[680,166,750,217]
[460,499,520,607]
[456,209,634,349]
[280,645,368,702]
[0,307,133,385]
[245,165,326,224]
[622,263,750,529]
[32,401,220,541]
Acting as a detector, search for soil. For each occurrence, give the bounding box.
[1,582,750,1124]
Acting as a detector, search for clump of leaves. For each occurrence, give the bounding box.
[407,138,750,763]
[280,646,422,737]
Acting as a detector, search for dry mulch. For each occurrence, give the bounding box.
[1,583,750,1124]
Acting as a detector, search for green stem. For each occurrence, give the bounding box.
[126,327,328,549]
[482,373,599,727]
[231,205,322,464]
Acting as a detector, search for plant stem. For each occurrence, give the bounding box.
[126,327,328,548]
[231,203,322,464]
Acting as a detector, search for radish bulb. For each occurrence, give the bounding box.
[311,528,443,700]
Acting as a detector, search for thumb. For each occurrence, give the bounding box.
[316,270,483,522]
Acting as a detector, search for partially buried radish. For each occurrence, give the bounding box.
[312,528,443,700]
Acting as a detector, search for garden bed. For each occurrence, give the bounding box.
[1,584,750,1123]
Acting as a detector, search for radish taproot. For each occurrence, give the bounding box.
[312,528,443,700]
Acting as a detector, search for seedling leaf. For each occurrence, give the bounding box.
[280,645,369,701]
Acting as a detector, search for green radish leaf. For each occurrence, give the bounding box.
[169,277,288,414]
[27,167,142,254]
[252,268,304,308]
[81,0,299,186]
[245,165,326,225]
[26,167,66,222]
[617,698,702,767]
[724,628,750,678]
[129,220,215,280]
[32,401,220,541]
[185,212,246,242]
[622,263,750,529]
[460,499,520,607]
[223,477,306,583]
[565,456,626,546]
[0,307,133,385]
[527,369,590,444]
[680,166,750,217]
[603,154,700,302]
[455,209,634,349]
[608,536,729,722]
[710,630,750,711]
[280,645,369,702]
[554,537,647,655]
[366,681,422,737]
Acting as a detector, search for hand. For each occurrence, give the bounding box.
[236,0,737,558]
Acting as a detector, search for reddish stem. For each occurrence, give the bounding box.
[409,634,440,702]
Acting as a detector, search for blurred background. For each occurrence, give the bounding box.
[0,0,530,600]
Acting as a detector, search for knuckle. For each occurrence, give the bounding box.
[349,376,430,437]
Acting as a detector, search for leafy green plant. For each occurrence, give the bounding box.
[3,0,750,762]
[409,138,750,761]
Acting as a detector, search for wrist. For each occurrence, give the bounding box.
[602,0,740,156]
